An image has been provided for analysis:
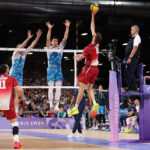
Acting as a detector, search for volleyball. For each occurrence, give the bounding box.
[90,3,99,13]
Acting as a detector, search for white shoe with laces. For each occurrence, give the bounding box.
[89,126,95,130]
[76,133,83,138]
[67,133,75,138]
[102,127,106,131]
[93,126,99,130]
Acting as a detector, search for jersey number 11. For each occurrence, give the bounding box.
[0,80,6,89]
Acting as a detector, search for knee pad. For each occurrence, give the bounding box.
[55,82,62,101]
[12,126,19,135]
[48,82,54,101]
[11,122,19,135]
[126,117,130,125]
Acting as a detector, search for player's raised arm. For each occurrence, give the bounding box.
[16,30,33,54]
[91,12,97,37]
[46,21,54,48]
[19,30,33,48]
[28,29,42,50]
[61,20,71,47]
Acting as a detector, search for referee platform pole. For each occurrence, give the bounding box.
[108,50,120,143]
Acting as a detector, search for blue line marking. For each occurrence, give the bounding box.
[1,131,150,150]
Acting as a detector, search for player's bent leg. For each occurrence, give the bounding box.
[14,86,24,115]
[87,84,99,111]
[76,82,87,106]
[55,81,62,111]
[48,81,55,109]
[68,82,86,115]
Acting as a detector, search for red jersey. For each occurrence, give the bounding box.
[0,74,19,110]
[83,43,99,66]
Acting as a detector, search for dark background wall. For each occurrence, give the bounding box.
[0,0,150,87]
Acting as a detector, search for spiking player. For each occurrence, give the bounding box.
[68,11,102,115]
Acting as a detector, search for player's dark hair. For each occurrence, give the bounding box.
[51,37,58,41]
[0,64,8,74]
[95,32,102,43]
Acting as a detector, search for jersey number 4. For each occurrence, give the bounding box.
[0,80,6,89]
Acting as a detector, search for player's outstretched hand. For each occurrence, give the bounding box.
[36,29,42,37]
[64,20,71,28]
[27,30,33,39]
[92,11,98,16]
[46,21,54,30]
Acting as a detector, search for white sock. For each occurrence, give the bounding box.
[75,104,78,108]
[49,101,53,107]
[14,135,19,142]
[56,103,59,107]
[93,100,96,104]
[15,107,19,114]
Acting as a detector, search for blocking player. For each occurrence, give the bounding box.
[9,29,42,114]
[46,20,71,111]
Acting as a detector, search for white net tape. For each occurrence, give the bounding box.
[0,47,106,88]
[0,47,83,88]
[0,47,83,53]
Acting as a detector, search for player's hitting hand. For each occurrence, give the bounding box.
[92,11,98,16]
[36,29,42,38]
[46,21,54,30]
[27,30,33,39]
[64,20,71,28]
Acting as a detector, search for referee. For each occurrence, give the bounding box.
[67,89,86,138]
[124,25,141,91]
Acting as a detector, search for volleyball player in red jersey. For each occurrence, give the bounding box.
[0,64,24,149]
[68,11,102,115]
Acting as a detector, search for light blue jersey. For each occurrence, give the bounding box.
[47,43,64,82]
[9,51,27,85]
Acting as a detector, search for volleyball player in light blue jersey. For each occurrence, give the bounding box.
[9,29,42,86]
[9,29,42,114]
[46,20,71,111]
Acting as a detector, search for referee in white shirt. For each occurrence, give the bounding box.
[124,25,141,91]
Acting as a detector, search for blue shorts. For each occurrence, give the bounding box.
[97,105,105,114]
[9,73,23,86]
[47,67,63,82]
